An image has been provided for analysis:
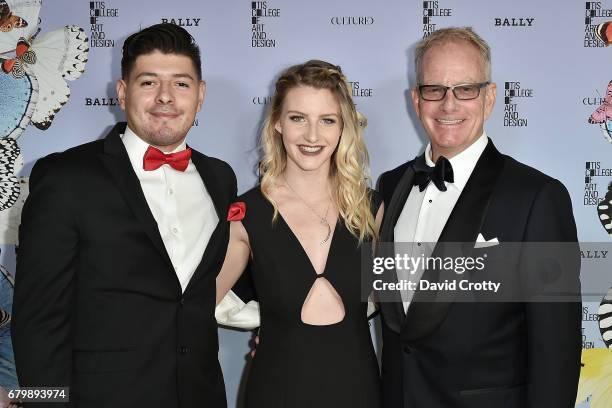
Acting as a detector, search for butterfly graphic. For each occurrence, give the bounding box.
[0,262,14,329]
[575,288,612,408]
[0,138,21,211]
[0,1,88,130]
[0,1,41,138]
[597,183,612,236]
[600,287,612,349]
[0,0,27,33]
[0,174,26,242]
[0,0,39,42]
[576,348,612,407]
[0,65,38,139]
[0,109,26,225]
[596,21,612,46]
[1,25,88,130]
[1,36,35,78]
[589,81,612,124]
[0,106,26,212]
[0,308,8,328]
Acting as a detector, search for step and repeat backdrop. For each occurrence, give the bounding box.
[1,0,611,406]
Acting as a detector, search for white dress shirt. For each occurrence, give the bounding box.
[121,126,218,293]
[394,132,488,311]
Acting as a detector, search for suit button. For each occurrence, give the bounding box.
[403,346,411,354]
[179,346,188,354]
[179,297,185,306]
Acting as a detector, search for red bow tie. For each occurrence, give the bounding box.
[143,146,192,172]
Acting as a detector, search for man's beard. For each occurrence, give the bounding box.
[143,123,187,148]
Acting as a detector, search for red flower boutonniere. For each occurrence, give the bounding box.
[227,201,246,221]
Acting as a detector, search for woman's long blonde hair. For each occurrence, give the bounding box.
[259,60,376,242]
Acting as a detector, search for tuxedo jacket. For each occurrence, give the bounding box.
[12,123,236,408]
[378,140,581,408]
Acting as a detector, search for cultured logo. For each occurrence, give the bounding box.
[330,17,374,25]
[89,1,118,48]
[252,96,272,105]
[587,81,612,144]
[584,97,607,105]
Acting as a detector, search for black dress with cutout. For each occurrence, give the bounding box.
[240,186,382,408]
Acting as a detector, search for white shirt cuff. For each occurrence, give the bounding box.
[215,290,260,330]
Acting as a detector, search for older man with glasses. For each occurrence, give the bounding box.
[376,27,582,408]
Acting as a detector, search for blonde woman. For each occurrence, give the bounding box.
[216,60,383,407]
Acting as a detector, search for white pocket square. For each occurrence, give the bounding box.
[475,233,499,248]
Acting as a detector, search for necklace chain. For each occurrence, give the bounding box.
[283,176,332,244]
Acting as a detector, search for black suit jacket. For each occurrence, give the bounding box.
[12,123,236,408]
[378,140,581,408]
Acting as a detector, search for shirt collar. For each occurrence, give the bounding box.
[121,126,188,172]
[424,131,488,191]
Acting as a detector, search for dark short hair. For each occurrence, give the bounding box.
[121,23,202,80]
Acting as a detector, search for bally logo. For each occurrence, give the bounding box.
[85,97,119,106]
[494,18,534,27]
[581,250,609,259]
[161,18,201,27]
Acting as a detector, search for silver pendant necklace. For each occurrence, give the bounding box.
[283,176,332,245]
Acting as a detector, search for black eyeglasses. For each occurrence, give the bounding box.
[418,82,490,101]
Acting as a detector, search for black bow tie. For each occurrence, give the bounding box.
[412,154,454,192]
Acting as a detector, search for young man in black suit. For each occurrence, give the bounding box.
[377,27,581,408]
[12,23,235,407]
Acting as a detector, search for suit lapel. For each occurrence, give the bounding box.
[402,140,506,341]
[436,142,504,243]
[382,165,417,236]
[379,163,416,332]
[97,123,173,268]
[183,151,229,293]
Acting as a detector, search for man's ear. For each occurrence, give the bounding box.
[411,87,421,118]
[116,79,127,111]
[197,80,206,112]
